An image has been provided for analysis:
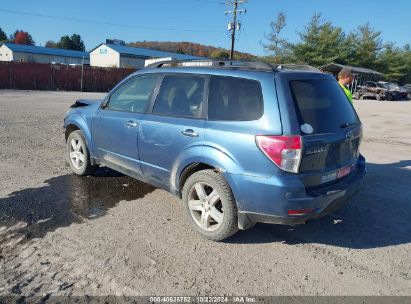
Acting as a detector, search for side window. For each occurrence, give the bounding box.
[153,75,205,118]
[107,75,158,113]
[208,76,264,121]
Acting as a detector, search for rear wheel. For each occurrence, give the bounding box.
[66,130,95,176]
[182,170,238,241]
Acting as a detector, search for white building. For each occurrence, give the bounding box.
[0,43,89,65]
[89,43,201,69]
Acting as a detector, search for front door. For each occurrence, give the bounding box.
[92,74,160,174]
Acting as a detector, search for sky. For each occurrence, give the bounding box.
[1,0,410,56]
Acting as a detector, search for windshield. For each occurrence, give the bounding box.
[388,83,400,90]
[290,79,360,135]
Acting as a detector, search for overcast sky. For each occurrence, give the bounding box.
[1,0,410,55]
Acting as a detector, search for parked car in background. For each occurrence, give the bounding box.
[356,81,407,101]
[64,60,366,241]
[378,82,408,101]
[402,84,411,99]
[356,81,389,100]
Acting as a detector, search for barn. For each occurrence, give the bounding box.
[89,42,202,69]
[0,43,89,65]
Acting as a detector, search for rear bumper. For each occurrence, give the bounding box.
[238,179,362,228]
[228,157,366,230]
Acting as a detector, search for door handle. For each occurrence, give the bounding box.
[181,129,199,138]
[125,120,139,128]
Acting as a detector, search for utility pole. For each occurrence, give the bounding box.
[80,56,84,92]
[224,0,247,59]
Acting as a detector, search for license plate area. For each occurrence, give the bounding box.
[337,166,351,179]
[321,165,352,184]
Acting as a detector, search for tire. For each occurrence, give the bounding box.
[182,169,239,241]
[66,130,95,176]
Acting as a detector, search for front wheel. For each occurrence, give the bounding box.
[182,170,239,241]
[66,130,95,176]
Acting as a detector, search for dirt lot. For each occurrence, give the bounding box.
[0,90,410,297]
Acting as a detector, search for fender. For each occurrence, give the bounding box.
[64,113,96,160]
[171,144,242,193]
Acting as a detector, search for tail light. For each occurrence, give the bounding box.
[256,135,302,173]
[288,209,314,215]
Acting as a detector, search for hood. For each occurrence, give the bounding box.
[70,99,102,108]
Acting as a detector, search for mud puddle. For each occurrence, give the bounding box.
[0,168,156,242]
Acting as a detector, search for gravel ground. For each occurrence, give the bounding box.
[0,90,410,297]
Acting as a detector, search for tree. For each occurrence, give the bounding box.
[402,44,411,84]
[70,34,85,51]
[0,28,8,43]
[292,13,349,66]
[262,12,293,63]
[209,49,230,59]
[57,35,73,50]
[349,23,382,69]
[45,40,58,48]
[57,34,85,51]
[10,30,35,45]
[378,43,408,82]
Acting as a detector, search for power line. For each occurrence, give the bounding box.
[193,0,224,3]
[0,8,225,34]
[223,0,247,59]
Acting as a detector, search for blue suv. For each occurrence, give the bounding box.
[64,60,366,241]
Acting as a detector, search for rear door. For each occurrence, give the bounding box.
[276,73,362,190]
[138,74,207,188]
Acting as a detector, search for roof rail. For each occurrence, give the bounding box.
[274,64,321,72]
[145,59,277,71]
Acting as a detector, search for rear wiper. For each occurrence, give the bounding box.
[340,122,357,129]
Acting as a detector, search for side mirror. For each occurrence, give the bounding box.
[100,97,109,109]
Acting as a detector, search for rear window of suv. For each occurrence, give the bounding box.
[208,76,263,121]
[290,79,360,134]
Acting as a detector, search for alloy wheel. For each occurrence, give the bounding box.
[69,138,85,169]
[187,182,224,231]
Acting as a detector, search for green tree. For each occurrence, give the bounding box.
[292,13,349,66]
[70,34,85,51]
[378,43,407,82]
[402,44,411,84]
[349,23,382,69]
[262,12,293,63]
[57,35,72,50]
[0,27,8,43]
[57,34,85,51]
[45,40,58,48]
[209,49,230,59]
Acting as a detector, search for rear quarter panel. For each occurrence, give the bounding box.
[203,71,283,178]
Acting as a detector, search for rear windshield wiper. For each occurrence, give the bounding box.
[340,122,357,129]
